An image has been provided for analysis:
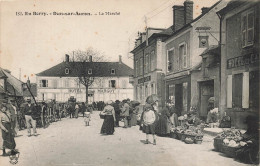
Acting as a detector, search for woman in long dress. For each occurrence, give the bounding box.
[0,101,18,156]
[100,100,116,135]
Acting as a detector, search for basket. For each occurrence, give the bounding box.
[181,134,187,142]
[176,132,182,140]
[170,132,178,139]
[214,137,224,152]
[222,145,240,158]
[99,114,105,119]
[194,138,203,144]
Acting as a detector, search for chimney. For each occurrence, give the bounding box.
[119,55,122,64]
[173,5,185,31]
[65,54,69,62]
[201,7,209,15]
[89,55,92,62]
[141,32,147,43]
[184,0,193,24]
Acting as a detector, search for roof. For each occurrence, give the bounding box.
[36,62,134,77]
[217,0,258,16]
[0,69,7,79]
[0,68,24,96]
[200,45,220,57]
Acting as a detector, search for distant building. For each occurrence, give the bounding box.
[218,0,259,129]
[36,55,134,103]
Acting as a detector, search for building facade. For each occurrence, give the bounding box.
[164,0,227,116]
[218,0,259,129]
[131,28,170,105]
[36,55,134,103]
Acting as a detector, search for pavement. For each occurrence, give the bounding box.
[0,111,253,166]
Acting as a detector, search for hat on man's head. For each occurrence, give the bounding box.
[107,100,113,105]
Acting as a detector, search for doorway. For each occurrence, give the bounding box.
[199,80,214,118]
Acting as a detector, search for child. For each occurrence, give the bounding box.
[84,112,91,126]
[140,94,159,145]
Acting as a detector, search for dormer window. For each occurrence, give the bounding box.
[88,69,92,74]
[65,68,70,74]
[111,69,115,74]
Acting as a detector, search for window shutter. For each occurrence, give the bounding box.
[242,72,249,108]
[227,75,232,108]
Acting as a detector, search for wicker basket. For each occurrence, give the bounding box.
[214,137,224,152]
[181,134,187,142]
[176,132,182,140]
[194,139,203,144]
[222,145,240,158]
[170,132,178,139]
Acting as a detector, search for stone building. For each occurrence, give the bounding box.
[218,0,259,129]
[36,55,134,103]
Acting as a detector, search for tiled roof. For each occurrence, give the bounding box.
[23,83,37,97]
[36,62,133,77]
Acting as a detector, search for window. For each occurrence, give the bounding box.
[135,60,139,77]
[111,69,115,74]
[39,80,48,87]
[150,51,155,71]
[144,54,150,73]
[242,8,254,47]
[139,58,143,76]
[167,49,174,72]
[109,80,116,88]
[232,73,243,108]
[121,80,127,89]
[88,69,92,74]
[179,43,187,68]
[65,68,70,74]
[65,80,69,88]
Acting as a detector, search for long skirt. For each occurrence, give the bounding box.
[130,113,137,126]
[156,115,169,135]
[2,122,16,150]
[100,115,115,135]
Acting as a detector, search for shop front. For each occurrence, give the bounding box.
[166,75,191,116]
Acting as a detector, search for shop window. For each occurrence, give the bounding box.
[249,70,259,110]
[109,80,116,88]
[179,43,187,69]
[39,80,48,87]
[232,73,243,108]
[241,8,254,47]
[167,49,174,72]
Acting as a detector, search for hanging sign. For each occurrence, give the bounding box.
[199,36,209,48]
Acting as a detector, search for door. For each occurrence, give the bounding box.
[200,80,214,117]
[175,84,183,116]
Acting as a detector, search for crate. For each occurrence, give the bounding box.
[214,137,224,152]
[222,145,240,158]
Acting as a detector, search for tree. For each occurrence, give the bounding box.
[69,48,107,104]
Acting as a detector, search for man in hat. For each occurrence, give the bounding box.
[121,99,130,128]
[23,99,37,136]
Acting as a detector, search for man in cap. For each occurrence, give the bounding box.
[23,99,37,136]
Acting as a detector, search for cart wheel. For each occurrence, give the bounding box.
[249,149,259,164]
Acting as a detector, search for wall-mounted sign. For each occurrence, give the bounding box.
[97,89,115,93]
[69,89,82,93]
[138,75,151,84]
[199,35,209,48]
[227,53,259,69]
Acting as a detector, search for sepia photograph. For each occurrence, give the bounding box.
[0,0,259,165]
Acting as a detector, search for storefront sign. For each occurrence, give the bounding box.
[69,89,82,93]
[97,89,115,93]
[227,53,259,69]
[138,76,151,84]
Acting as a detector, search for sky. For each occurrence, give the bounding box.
[0,0,219,83]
